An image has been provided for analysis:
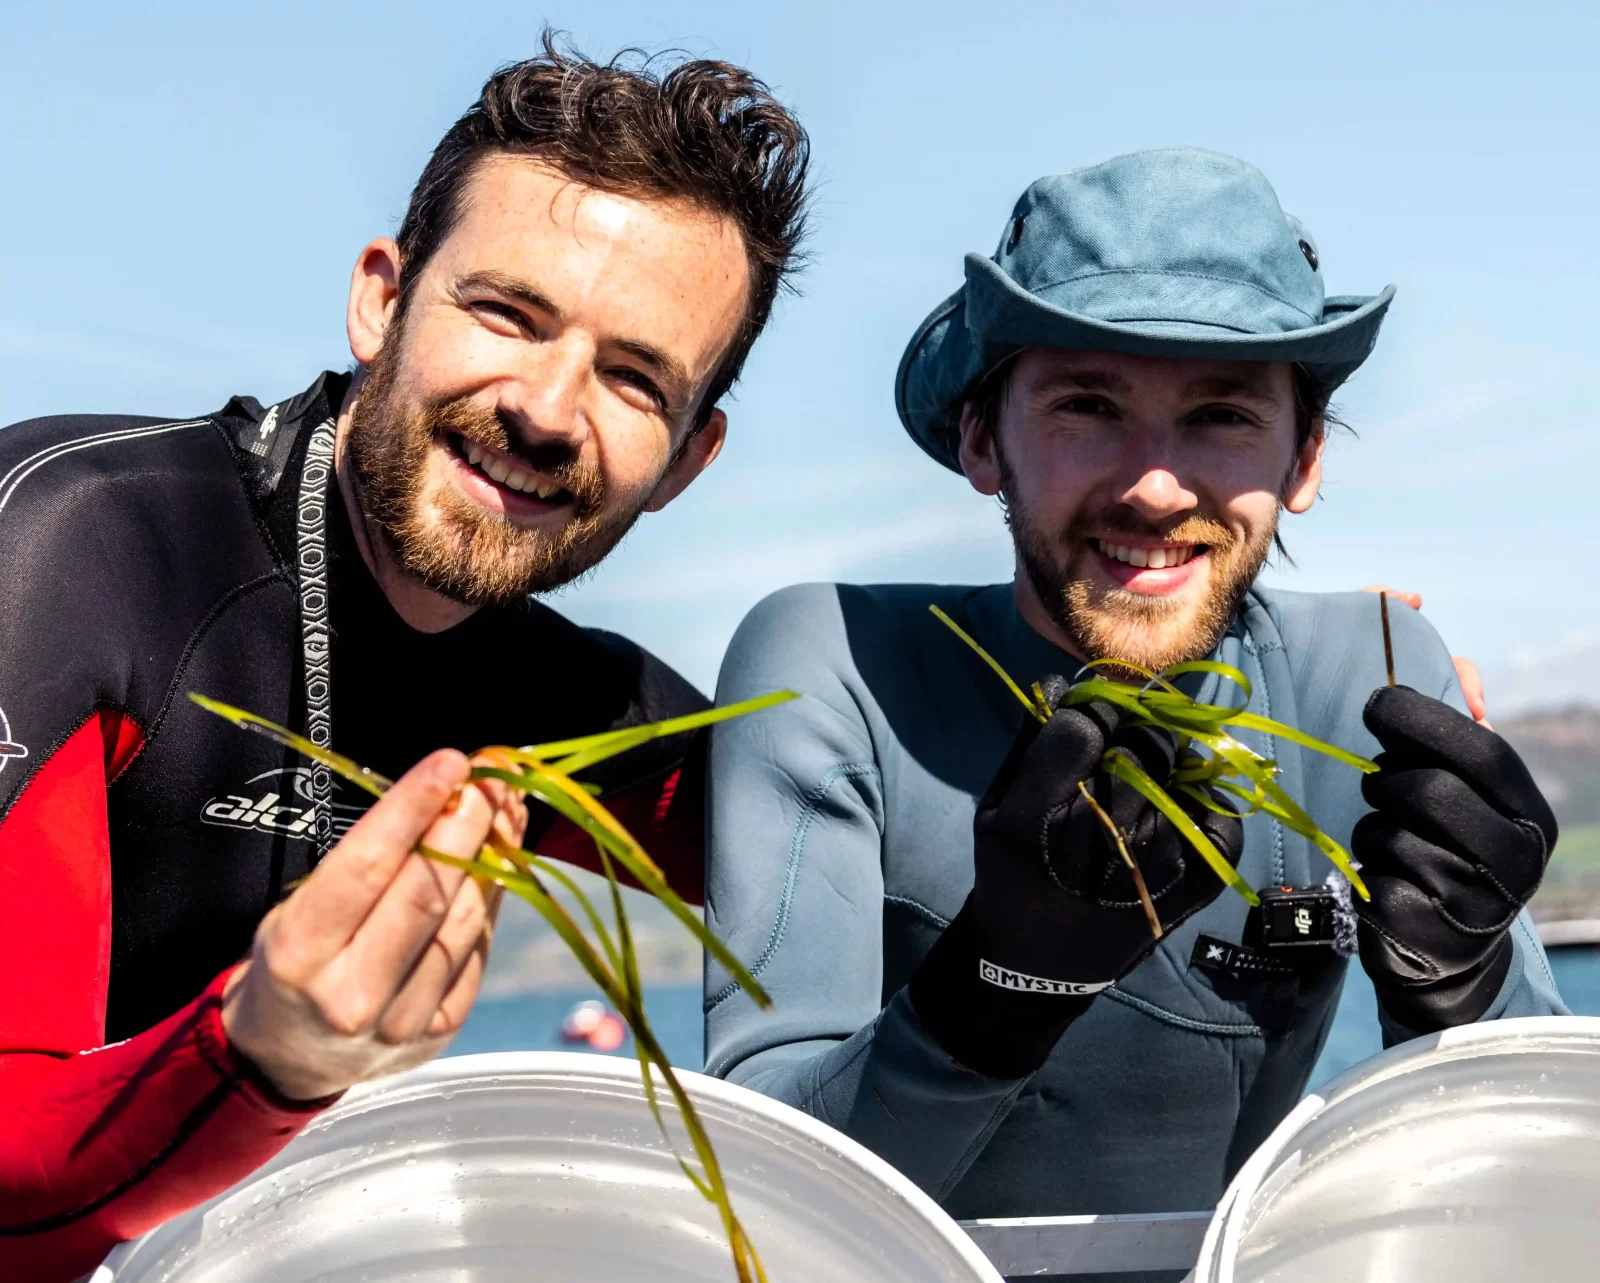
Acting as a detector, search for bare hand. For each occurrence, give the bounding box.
[1361,586,1492,729]
[221,750,528,1101]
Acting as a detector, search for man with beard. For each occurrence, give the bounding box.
[703,149,1563,1277]
[0,39,807,1282]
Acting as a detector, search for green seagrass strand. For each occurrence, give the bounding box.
[189,689,790,1283]
[926,605,1375,905]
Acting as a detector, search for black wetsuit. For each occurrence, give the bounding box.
[0,371,707,1281]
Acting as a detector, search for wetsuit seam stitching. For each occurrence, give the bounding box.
[705,761,880,1013]
[1515,912,1558,990]
[0,996,241,1235]
[135,571,291,766]
[883,894,950,930]
[0,419,211,517]
[931,1078,1031,1203]
[212,416,297,578]
[1103,985,1263,1036]
[100,702,150,784]
[0,710,99,831]
[0,1080,240,1236]
[1246,641,1287,885]
[805,1026,877,1125]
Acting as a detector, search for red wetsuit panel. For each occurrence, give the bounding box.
[0,717,329,1283]
[537,743,707,906]
[0,717,115,1054]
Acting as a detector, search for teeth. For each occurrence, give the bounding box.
[460,442,565,500]
[1099,539,1194,569]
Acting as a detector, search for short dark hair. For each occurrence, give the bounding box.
[395,31,811,426]
[965,357,1335,454]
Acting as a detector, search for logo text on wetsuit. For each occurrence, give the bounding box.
[979,959,1110,996]
[200,767,360,840]
[0,704,26,778]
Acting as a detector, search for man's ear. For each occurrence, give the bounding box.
[348,238,403,364]
[1282,423,1326,514]
[646,408,728,512]
[957,401,1003,497]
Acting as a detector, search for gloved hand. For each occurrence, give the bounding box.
[1353,685,1557,1032]
[909,676,1243,1078]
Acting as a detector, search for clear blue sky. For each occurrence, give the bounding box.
[4,1,1596,708]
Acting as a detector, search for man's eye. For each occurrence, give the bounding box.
[609,368,667,411]
[473,301,531,331]
[1188,405,1255,427]
[1056,394,1118,417]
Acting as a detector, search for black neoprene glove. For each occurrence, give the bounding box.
[909,676,1244,1078]
[1353,685,1558,1032]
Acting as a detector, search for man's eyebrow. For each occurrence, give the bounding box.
[454,269,693,409]
[1181,374,1283,406]
[454,270,565,322]
[611,337,692,408]
[1032,369,1137,396]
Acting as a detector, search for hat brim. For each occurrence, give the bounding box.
[897,253,1395,472]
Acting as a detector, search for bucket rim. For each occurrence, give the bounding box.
[97,1050,1004,1283]
[1190,1015,1600,1282]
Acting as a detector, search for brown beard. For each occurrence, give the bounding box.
[345,326,646,607]
[998,450,1277,674]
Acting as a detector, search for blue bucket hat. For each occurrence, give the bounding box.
[896,147,1395,471]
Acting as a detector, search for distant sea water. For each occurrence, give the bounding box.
[449,947,1600,1090]
[451,985,704,1067]
[1309,942,1600,1088]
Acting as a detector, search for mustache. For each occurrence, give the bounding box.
[1071,509,1236,551]
[427,397,605,515]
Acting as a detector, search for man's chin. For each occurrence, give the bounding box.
[1078,616,1223,674]
[1061,580,1238,675]
[388,500,633,608]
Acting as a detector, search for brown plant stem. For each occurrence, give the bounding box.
[1379,591,1396,688]
[1077,780,1163,940]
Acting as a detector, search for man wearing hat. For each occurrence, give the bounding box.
[701,149,1564,1274]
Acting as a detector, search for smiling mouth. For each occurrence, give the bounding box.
[445,432,573,504]
[1090,537,1206,570]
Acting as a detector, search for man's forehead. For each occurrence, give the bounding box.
[454,154,729,241]
[1018,348,1291,402]
[425,155,751,387]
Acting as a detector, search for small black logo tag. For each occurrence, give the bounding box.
[1190,934,1299,981]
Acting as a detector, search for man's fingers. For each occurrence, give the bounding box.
[331,779,504,1010]
[1361,764,1536,876]
[1362,585,1423,610]
[1363,686,1550,827]
[428,930,493,1038]
[1453,655,1492,728]
[269,750,471,977]
[376,872,494,1043]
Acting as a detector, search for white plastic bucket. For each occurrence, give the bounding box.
[98,1051,1003,1283]
[1191,1015,1600,1283]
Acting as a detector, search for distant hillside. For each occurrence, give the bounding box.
[1499,705,1600,922]
[1499,705,1600,830]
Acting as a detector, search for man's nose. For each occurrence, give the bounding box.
[1116,463,1197,522]
[496,336,592,449]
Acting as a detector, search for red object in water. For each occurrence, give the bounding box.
[560,1000,627,1052]
[588,1013,627,1052]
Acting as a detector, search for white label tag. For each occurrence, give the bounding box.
[979,959,1111,996]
